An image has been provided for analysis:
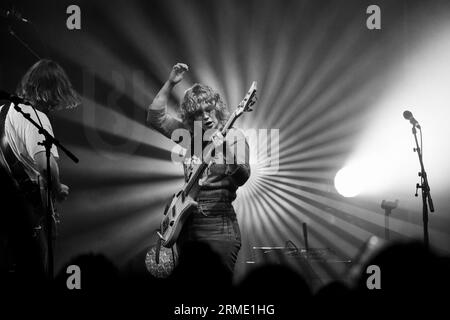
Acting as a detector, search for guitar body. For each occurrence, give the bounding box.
[37,175,59,238]
[159,183,200,247]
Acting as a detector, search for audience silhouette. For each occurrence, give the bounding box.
[2,237,449,318]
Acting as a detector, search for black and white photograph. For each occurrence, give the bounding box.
[1,0,450,318]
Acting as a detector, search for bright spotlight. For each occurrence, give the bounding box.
[334,165,364,197]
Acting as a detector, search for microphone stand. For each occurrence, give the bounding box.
[8,26,41,59]
[381,200,398,241]
[409,124,434,249]
[11,98,78,280]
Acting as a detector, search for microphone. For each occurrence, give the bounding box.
[403,110,421,128]
[0,90,30,105]
[1,8,30,23]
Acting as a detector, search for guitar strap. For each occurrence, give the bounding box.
[155,232,162,264]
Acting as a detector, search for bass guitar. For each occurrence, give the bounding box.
[146,81,257,278]
[158,81,257,247]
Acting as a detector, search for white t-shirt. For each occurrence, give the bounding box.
[0,103,59,182]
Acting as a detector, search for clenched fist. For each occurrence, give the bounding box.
[168,63,189,85]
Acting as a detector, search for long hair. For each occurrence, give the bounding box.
[179,83,229,131]
[16,59,80,113]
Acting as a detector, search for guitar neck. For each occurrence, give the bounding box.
[182,78,256,195]
[184,110,240,194]
[185,162,208,194]
[220,111,238,136]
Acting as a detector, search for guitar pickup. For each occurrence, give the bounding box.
[163,202,170,215]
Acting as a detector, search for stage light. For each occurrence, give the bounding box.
[345,18,450,203]
[334,165,364,197]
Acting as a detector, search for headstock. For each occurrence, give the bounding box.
[235,81,257,116]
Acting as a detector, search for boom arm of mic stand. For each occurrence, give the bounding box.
[13,104,79,163]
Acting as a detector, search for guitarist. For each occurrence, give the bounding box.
[147,63,250,275]
[0,59,79,281]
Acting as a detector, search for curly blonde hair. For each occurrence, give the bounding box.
[179,83,229,131]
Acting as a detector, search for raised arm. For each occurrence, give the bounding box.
[146,63,189,139]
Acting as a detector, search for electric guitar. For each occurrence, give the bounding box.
[157,81,257,248]
[146,81,257,278]
[35,175,60,238]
